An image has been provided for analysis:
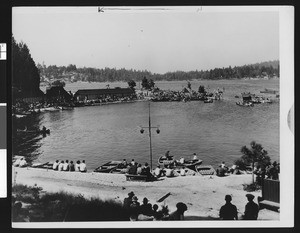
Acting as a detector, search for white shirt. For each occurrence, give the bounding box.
[179,158,185,164]
[75,163,80,171]
[13,159,21,167]
[58,163,64,171]
[154,167,161,176]
[53,162,59,170]
[80,162,87,172]
[180,168,186,176]
[193,155,198,160]
[165,168,173,177]
[63,163,69,171]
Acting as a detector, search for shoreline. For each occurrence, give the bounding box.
[13,167,279,221]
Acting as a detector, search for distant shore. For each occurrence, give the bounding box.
[13,167,279,221]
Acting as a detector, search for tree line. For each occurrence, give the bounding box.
[38,61,279,83]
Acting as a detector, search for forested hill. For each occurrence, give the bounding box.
[38,60,279,84]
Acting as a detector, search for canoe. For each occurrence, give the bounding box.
[31,162,54,169]
[158,156,176,167]
[94,161,123,173]
[195,165,216,176]
[181,159,203,171]
[17,129,50,134]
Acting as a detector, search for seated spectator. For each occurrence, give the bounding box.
[63,160,69,171]
[140,197,153,216]
[131,159,135,166]
[19,158,28,167]
[136,164,143,175]
[128,162,137,175]
[53,160,59,170]
[180,166,186,176]
[152,204,160,220]
[179,157,185,164]
[75,160,81,172]
[121,159,128,168]
[165,165,174,177]
[69,161,75,172]
[168,202,188,220]
[58,161,64,171]
[129,196,140,221]
[80,160,87,172]
[154,165,163,178]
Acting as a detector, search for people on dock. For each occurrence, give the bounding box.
[243,194,259,220]
[80,160,87,172]
[75,160,81,172]
[58,161,64,171]
[168,202,188,220]
[219,195,238,220]
[53,160,59,170]
[63,160,70,171]
[69,161,75,171]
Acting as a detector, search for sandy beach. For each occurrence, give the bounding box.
[12,167,279,221]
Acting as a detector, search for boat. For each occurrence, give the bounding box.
[195,165,216,176]
[17,128,50,134]
[204,98,213,103]
[158,155,176,167]
[94,161,123,173]
[260,88,278,94]
[31,161,54,169]
[179,159,203,171]
[236,101,253,107]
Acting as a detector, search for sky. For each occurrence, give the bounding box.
[12,6,280,74]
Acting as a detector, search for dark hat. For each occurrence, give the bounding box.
[225,195,232,201]
[145,162,148,166]
[128,191,135,196]
[143,197,149,202]
[246,194,255,200]
[176,202,188,211]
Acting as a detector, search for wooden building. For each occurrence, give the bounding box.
[45,86,72,102]
[74,88,135,101]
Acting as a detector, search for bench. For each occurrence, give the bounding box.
[259,200,280,212]
[125,174,148,182]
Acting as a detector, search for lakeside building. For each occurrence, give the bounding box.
[74,88,135,101]
[45,86,73,103]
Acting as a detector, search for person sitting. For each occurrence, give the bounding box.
[165,165,174,178]
[220,161,226,169]
[243,194,259,220]
[168,202,188,220]
[180,166,186,176]
[129,196,140,221]
[191,153,198,162]
[219,195,238,220]
[75,160,81,172]
[136,164,143,175]
[63,160,70,171]
[141,162,152,178]
[131,159,135,166]
[69,161,75,172]
[154,165,163,178]
[123,191,135,209]
[121,159,128,168]
[152,204,160,220]
[19,158,28,167]
[58,161,64,171]
[179,157,185,164]
[52,160,59,170]
[229,164,237,174]
[139,197,153,216]
[165,151,173,160]
[128,162,137,175]
[80,160,87,172]
[13,157,22,167]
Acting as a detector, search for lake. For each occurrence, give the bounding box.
[15,79,279,171]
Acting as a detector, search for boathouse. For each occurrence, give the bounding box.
[74,88,135,101]
[45,86,72,102]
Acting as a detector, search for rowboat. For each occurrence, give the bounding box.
[31,161,54,169]
[17,128,50,134]
[158,156,176,167]
[195,165,216,176]
[180,159,203,171]
[94,161,123,173]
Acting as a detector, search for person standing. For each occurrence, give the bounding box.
[243,194,259,220]
[219,195,238,220]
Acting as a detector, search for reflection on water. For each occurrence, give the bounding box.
[14,79,279,170]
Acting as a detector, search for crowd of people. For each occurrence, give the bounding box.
[52,160,87,172]
[123,191,188,221]
[13,157,28,167]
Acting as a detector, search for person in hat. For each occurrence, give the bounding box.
[123,191,135,209]
[129,196,140,221]
[219,195,238,220]
[243,194,259,220]
[168,202,188,220]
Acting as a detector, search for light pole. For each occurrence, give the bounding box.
[140,101,160,170]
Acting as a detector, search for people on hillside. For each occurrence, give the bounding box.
[69,161,75,171]
[168,202,188,220]
[80,160,87,172]
[243,194,259,220]
[219,195,238,220]
[53,160,59,170]
[75,160,81,172]
[58,161,64,171]
[63,160,69,171]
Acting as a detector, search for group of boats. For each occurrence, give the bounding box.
[93,156,216,177]
[236,91,275,107]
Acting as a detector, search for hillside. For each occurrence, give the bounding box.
[38,60,279,84]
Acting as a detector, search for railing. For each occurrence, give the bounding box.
[262,178,280,203]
